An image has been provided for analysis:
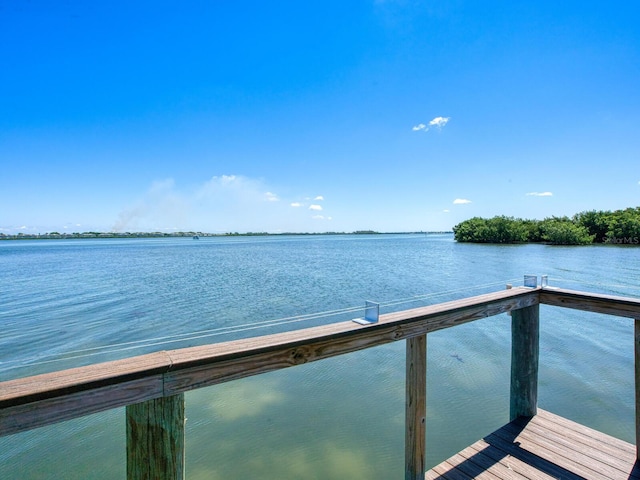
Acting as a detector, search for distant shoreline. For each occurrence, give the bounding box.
[0,231,453,241]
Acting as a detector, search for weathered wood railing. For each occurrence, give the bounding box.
[2,286,640,479]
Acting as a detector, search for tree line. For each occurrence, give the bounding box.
[452,207,640,245]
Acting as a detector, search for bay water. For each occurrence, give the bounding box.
[1,234,639,479]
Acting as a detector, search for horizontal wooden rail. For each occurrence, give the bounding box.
[0,287,539,437]
[3,284,640,479]
[3,286,640,439]
[540,288,640,318]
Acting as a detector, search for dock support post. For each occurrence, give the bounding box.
[405,335,426,480]
[635,319,640,460]
[510,304,539,421]
[126,394,185,480]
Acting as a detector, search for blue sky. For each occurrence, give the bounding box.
[1,1,639,234]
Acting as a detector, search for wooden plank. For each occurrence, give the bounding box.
[509,416,635,475]
[510,304,539,420]
[533,409,636,454]
[481,432,581,479]
[453,444,525,480]
[505,420,635,479]
[439,451,502,479]
[163,288,539,394]
[0,375,163,436]
[0,351,170,407]
[529,410,637,463]
[405,335,426,480]
[482,423,585,480]
[429,461,473,480]
[465,441,555,480]
[494,421,628,479]
[540,288,640,318]
[427,409,639,480]
[126,394,185,480]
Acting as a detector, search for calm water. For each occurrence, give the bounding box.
[1,234,639,479]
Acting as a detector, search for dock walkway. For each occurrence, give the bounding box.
[426,409,640,480]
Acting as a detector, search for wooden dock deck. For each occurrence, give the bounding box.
[426,409,640,480]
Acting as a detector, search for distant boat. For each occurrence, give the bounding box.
[193,235,199,240]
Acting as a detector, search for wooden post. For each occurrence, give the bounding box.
[405,335,426,480]
[126,394,185,480]
[510,304,539,421]
[635,319,640,460]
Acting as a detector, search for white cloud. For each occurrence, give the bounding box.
[314,195,324,201]
[526,192,553,197]
[429,116,450,128]
[453,198,472,205]
[290,202,303,207]
[312,215,325,220]
[443,209,450,213]
[309,204,323,211]
[265,192,279,202]
[413,117,450,132]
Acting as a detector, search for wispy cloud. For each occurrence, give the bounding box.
[113,175,289,232]
[526,192,553,197]
[413,117,451,132]
[443,209,450,213]
[453,198,472,205]
[429,116,450,128]
[113,178,189,232]
[111,175,336,233]
[2,225,30,231]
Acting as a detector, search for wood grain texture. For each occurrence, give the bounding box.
[510,304,539,421]
[163,288,540,395]
[426,409,640,480]
[540,288,640,318]
[5,286,639,439]
[405,335,426,480]
[127,394,185,480]
[0,375,164,437]
[0,351,170,407]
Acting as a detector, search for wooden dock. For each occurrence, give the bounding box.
[3,283,640,479]
[426,409,640,480]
